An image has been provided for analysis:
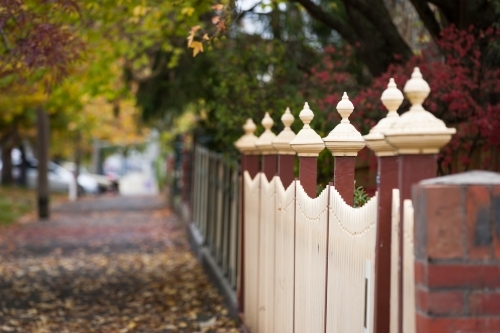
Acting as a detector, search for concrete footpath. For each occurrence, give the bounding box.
[0,195,239,333]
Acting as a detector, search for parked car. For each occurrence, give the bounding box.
[0,151,99,194]
[26,160,99,195]
[60,162,111,193]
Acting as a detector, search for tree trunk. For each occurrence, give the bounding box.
[1,146,13,186]
[18,144,27,186]
[36,107,50,220]
[75,131,81,198]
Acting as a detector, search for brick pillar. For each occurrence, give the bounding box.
[385,68,456,333]
[234,118,259,315]
[413,171,500,333]
[262,154,277,181]
[255,112,277,181]
[323,92,365,206]
[278,155,295,189]
[273,107,296,189]
[298,156,317,198]
[364,78,404,333]
[290,102,325,198]
[333,156,356,206]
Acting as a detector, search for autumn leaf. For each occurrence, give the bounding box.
[217,19,226,31]
[189,41,204,57]
[212,16,220,24]
[202,34,209,40]
[181,7,195,16]
[212,4,224,11]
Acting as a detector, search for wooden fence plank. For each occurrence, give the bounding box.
[325,188,378,333]
[402,200,415,333]
[294,182,329,333]
[274,179,296,333]
[243,171,260,332]
[229,167,239,288]
[390,189,400,333]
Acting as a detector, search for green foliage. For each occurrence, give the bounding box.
[353,183,369,208]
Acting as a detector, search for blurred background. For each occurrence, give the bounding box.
[0,0,499,220]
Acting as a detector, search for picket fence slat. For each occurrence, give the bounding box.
[390,189,400,333]
[326,187,378,333]
[294,181,329,333]
[243,171,260,333]
[274,178,295,333]
[257,175,276,332]
[229,167,239,288]
[403,199,416,333]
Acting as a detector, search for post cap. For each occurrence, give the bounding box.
[272,107,296,155]
[289,102,325,157]
[364,78,403,156]
[255,112,277,155]
[323,93,365,157]
[385,68,456,154]
[234,118,259,155]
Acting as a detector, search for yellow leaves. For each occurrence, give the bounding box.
[181,7,195,16]
[189,41,204,57]
[187,25,200,47]
[132,6,147,17]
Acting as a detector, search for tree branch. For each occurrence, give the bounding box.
[290,0,359,45]
[409,0,442,42]
[342,0,413,59]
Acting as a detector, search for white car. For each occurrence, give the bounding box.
[61,162,111,193]
[25,161,99,194]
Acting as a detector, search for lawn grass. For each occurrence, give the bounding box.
[0,186,35,226]
[0,186,67,226]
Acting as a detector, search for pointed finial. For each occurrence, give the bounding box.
[262,112,274,131]
[336,92,355,123]
[235,118,259,154]
[299,102,314,127]
[363,78,402,156]
[323,93,365,157]
[385,68,456,154]
[381,78,404,116]
[243,118,257,135]
[281,107,294,128]
[290,102,325,156]
[255,112,277,154]
[403,67,430,109]
[272,107,296,155]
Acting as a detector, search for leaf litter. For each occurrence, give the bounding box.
[0,195,240,332]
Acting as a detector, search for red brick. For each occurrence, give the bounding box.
[492,185,500,259]
[417,313,500,333]
[415,260,426,285]
[427,264,500,288]
[416,286,429,311]
[466,185,492,259]
[425,185,464,260]
[416,288,464,315]
[470,291,500,315]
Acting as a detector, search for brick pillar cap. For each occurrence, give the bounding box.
[385,68,456,154]
[272,107,296,155]
[364,78,402,157]
[323,92,365,157]
[235,118,259,155]
[255,112,277,155]
[290,102,325,157]
[419,170,500,185]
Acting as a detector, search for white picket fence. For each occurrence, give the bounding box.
[243,171,378,333]
[390,189,416,333]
